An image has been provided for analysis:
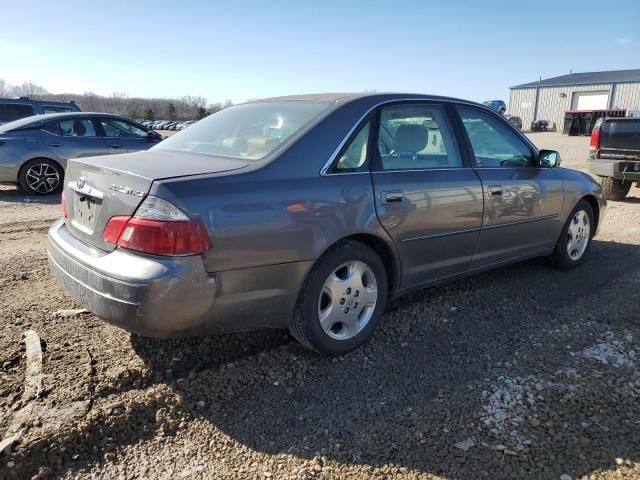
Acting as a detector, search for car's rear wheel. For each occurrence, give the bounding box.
[19,159,64,196]
[290,240,388,355]
[550,200,594,270]
[600,176,631,201]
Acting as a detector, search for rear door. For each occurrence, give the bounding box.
[455,106,564,268]
[42,117,110,160]
[370,102,484,288]
[97,117,156,153]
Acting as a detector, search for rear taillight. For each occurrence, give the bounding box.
[590,124,601,151]
[61,191,68,219]
[103,196,211,256]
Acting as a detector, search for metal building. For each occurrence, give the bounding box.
[508,69,640,131]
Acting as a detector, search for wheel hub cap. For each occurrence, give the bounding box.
[566,209,590,261]
[318,260,378,341]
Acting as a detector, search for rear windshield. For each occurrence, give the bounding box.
[0,104,35,123]
[153,101,332,160]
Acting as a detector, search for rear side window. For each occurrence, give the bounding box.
[43,119,98,137]
[42,106,75,114]
[377,104,462,170]
[0,104,35,122]
[458,107,534,168]
[332,121,371,172]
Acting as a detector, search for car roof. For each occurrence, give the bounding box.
[0,97,77,106]
[0,112,136,133]
[253,92,482,107]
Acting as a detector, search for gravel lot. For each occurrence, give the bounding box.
[1,133,640,480]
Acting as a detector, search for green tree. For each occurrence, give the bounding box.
[143,108,155,121]
[166,103,177,120]
[195,106,208,120]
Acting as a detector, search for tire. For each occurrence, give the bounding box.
[600,176,631,201]
[19,158,64,196]
[289,240,388,356]
[550,200,594,270]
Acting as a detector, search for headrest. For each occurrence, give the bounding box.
[74,120,86,136]
[393,124,427,153]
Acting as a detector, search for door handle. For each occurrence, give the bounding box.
[382,191,404,204]
[49,142,61,147]
[108,144,123,149]
[488,185,503,197]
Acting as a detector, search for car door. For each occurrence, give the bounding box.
[97,117,156,153]
[455,106,564,269]
[370,103,484,288]
[41,117,110,160]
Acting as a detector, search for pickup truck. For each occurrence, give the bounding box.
[588,117,640,200]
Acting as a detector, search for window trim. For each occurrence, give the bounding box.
[372,101,465,173]
[454,105,540,169]
[319,98,542,176]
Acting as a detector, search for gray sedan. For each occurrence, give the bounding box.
[0,112,162,195]
[47,93,606,355]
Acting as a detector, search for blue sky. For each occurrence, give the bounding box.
[1,0,638,104]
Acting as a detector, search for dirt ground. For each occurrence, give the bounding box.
[1,133,640,480]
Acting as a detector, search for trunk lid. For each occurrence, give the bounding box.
[64,150,248,251]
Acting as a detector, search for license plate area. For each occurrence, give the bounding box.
[72,194,101,233]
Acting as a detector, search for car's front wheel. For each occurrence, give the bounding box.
[550,200,594,269]
[290,240,388,355]
[19,158,64,196]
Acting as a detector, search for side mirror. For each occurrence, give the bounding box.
[147,131,160,142]
[539,149,561,168]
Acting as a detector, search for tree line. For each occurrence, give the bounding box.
[0,79,233,120]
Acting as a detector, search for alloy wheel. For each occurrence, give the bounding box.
[25,163,60,194]
[566,209,590,261]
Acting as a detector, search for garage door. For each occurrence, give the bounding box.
[571,91,609,110]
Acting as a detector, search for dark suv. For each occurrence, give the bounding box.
[0,97,80,125]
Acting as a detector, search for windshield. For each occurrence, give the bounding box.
[153,101,332,160]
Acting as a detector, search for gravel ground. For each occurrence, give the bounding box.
[1,134,640,480]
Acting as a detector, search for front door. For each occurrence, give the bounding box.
[456,107,564,269]
[96,117,153,153]
[371,103,484,288]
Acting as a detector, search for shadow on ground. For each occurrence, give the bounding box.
[0,185,60,205]
[9,239,640,479]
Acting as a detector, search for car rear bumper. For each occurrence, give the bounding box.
[48,220,312,337]
[589,158,640,181]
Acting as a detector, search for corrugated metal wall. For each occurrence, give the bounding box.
[508,88,536,129]
[612,83,640,111]
[509,82,640,131]
[536,84,612,129]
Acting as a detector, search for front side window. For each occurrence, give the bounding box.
[0,104,35,122]
[100,119,147,138]
[458,107,533,167]
[43,119,97,137]
[377,104,462,170]
[154,101,332,161]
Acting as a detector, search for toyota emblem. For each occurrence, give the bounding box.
[76,177,86,189]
